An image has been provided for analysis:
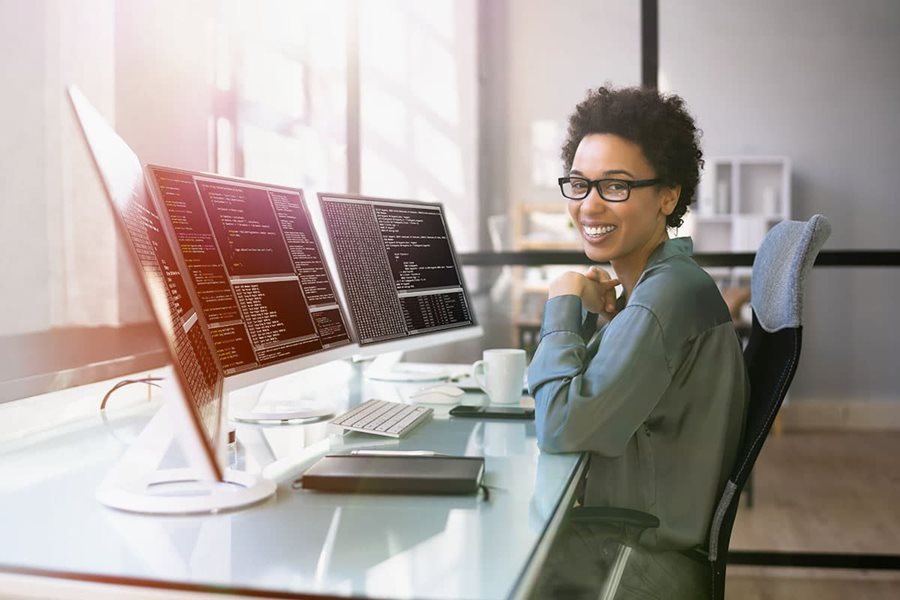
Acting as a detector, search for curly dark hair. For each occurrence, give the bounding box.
[561,86,703,229]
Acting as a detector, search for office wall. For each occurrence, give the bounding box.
[659,0,900,406]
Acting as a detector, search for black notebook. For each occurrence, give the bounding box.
[300,454,485,495]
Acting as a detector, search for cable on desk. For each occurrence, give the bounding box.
[99,376,163,411]
[479,483,491,501]
[479,484,507,502]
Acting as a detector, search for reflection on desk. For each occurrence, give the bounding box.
[0,365,585,600]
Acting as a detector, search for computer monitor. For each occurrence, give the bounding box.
[67,86,275,513]
[315,193,483,380]
[144,167,358,421]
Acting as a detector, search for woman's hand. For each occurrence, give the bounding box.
[548,267,620,319]
[585,266,620,318]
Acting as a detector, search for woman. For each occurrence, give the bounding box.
[528,86,749,598]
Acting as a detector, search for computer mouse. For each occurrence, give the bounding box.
[429,385,465,397]
[410,384,465,404]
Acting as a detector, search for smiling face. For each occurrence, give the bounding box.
[568,133,679,274]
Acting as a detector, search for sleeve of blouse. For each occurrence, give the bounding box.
[527,297,673,457]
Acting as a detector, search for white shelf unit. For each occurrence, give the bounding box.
[689,155,791,289]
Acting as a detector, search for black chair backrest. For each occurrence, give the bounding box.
[707,215,831,599]
[708,314,802,597]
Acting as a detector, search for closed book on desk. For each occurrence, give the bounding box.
[301,455,485,495]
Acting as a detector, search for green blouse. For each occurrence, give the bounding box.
[528,237,749,551]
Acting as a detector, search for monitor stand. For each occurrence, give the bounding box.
[230,402,333,425]
[228,375,335,425]
[362,351,453,382]
[96,381,276,515]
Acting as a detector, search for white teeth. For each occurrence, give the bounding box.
[583,224,616,236]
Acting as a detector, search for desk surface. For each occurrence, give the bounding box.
[0,362,584,600]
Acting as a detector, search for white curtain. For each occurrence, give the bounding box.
[0,0,121,337]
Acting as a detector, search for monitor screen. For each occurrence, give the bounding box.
[67,88,224,479]
[317,194,476,345]
[146,167,354,377]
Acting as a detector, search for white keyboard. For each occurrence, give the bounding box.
[330,399,433,438]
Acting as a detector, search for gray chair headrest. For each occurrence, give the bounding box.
[751,215,831,333]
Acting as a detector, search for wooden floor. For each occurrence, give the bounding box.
[727,567,900,600]
[726,430,900,598]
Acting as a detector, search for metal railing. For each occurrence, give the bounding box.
[460,250,900,268]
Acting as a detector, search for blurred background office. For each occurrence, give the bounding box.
[1,1,898,597]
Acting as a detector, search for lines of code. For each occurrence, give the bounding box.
[321,197,474,345]
[320,201,407,343]
[400,291,472,334]
[152,168,352,375]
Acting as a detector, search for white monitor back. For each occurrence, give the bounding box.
[69,85,276,513]
[67,85,225,481]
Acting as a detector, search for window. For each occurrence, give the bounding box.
[213,0,348,192]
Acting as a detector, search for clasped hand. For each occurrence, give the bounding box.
[548,266,620,319]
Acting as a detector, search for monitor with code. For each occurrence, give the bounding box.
[317,193,476,345]
[146,167,354,377]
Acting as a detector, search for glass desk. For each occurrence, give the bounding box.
[0,362,585,599]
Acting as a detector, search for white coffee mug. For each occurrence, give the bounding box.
[472,349,527,404]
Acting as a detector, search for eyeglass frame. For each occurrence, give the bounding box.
[557,175,661,202]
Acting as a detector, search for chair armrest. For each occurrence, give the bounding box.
[681,545,710,564]
[567,507,660,530]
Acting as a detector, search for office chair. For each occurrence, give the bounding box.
[561,214,831,600]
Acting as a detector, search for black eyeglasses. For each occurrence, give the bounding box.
[558,176,661,202]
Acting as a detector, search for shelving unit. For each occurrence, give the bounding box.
[688,155,791,289]
[693,156,791,247]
